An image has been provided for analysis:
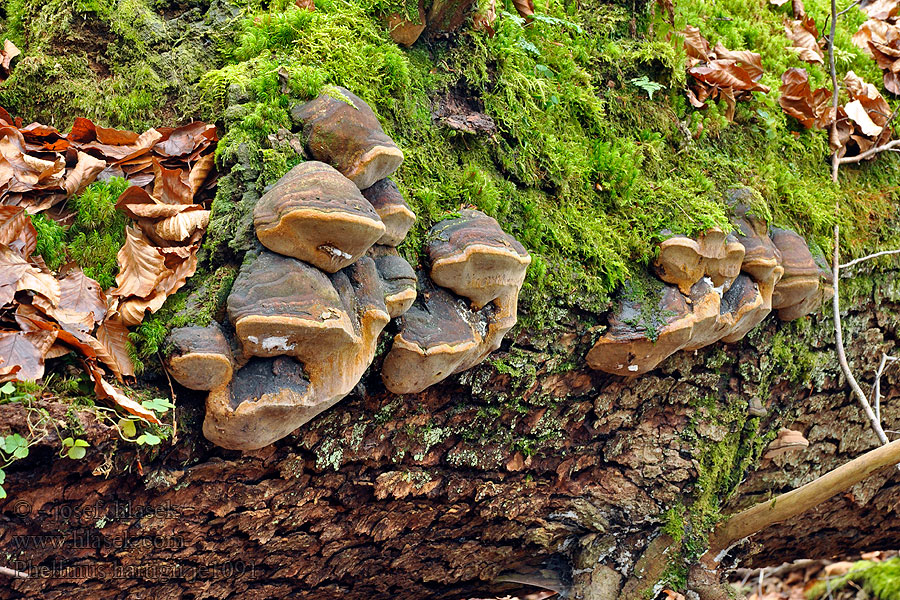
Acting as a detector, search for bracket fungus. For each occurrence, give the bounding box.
[253,161,386,273]
[291,87,404,190]
[382,209,529,394]
[361,178,416,246]
[653,228,745,294]
[589,213,830,377]
[369,245,417,318]
[204,251,390,450]
[381,273,518,394]
[770,228,834,321]
[763,428,809,459]
[426,209,531,309]
[163,323,234,391]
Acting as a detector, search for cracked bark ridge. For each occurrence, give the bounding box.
[3,291,898,599]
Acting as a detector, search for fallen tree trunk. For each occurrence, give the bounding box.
[1,273,900,600]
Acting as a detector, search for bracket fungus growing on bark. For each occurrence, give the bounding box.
[291,87,404,190]
[381,210,529,394]
[253,161,386,272]
[588,201,831,377]
[361,178,416,246]
[159,88,530,450]
[163,323,234,391]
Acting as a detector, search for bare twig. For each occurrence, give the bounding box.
[829,0,841,182]
[837,0,863,16]
[873,353,899,424]
[837,139,900,165]
[703,436,900,563]
[158,352,178,443]
[0,566,28,579]
[832,224,892,446]
[841,248,900,269]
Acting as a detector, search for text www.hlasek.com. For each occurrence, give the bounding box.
[6,561,257,580]
[12,530,184,551]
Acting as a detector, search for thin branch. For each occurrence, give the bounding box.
[833,224,891,446]
[841,248,900,269]
[829,0,841,182]
[0,566,28,579]
[837,139,900,165]
[837,0,863,16]
[873,354,899,424]
[703,436,900,564]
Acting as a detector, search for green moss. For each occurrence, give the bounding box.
[807,559,900,600]
[30,214,67,270]
[66,178,130,289]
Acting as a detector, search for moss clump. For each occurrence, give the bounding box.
[0,0,223,130]
[807,559,900,600]
[30,214,67,270]
[65,178,130,289]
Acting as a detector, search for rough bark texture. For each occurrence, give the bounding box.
[1,271,900,599]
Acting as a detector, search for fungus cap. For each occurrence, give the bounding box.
[369,245,417,318]
[426,209,531,309]
[291,87,404,189]
[164,323,234,391]
[361,178,416,246]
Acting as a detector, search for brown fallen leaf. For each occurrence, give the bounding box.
[64,151,107,197]
[152,158,194,205]
[295,0,314,9]
[785,16,824,64]
[778,67,833,129]
[473,0,497,36]
[111,226,166,299]
[153,122,216,158]
[0,329,56,381]
[151,209,210,242]
[0,39,20,82]
[187,153,215,195]
[90,367,161,424]
[56,267,107,325]
[861,0,899,20]
[512,0,534,19]
[681,25,711,62]
[0,206,37,258]
[94,311,134,380]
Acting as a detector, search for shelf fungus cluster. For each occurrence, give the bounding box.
[162,88,530,450]
[587,204,833,376]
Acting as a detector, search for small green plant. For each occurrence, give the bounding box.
[60,437,90,460]
[630,75,666,100]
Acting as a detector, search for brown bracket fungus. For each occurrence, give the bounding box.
[253,161,386,273]
[426,209,531,309]
[205,251,390,450]
[368,245,417,318]
[586,282,697,376]
[381,210,529,394]
[652,228,745,295]
[291,87,404,190]
[770,227,830,320]
[163,323,234,391]
[361,178,416,246]
[381,274,515,394]
[763,428,810,459]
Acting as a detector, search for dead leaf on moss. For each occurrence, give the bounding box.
[785,15,824,64]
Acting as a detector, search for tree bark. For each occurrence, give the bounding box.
[2,271,900,599]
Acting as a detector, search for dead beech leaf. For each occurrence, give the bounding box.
[0,39,20,82]
[0,205,37,257]
[0,330,57,381]
[95,312,134,380]
[91,369,161,424]
[779,68,817,128]
[473,0,497,36]
[786,16,824,64]
[681,25,711,61]
[57,267,107,325]
[115,185,189,220]
[512,0,534,18]
[853,19,897,56]
[152,158,194,205]
[689,60,770,93]
[712,43,764,79]
[188,153,215,195]
[845,99,884,136]
[295,0,314,9]
[862,0,900,20]
[152,209,210,242]
[112,226,166,298]
[118,252,198,325]
[64,151,107,197]
[154,122,216,158]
